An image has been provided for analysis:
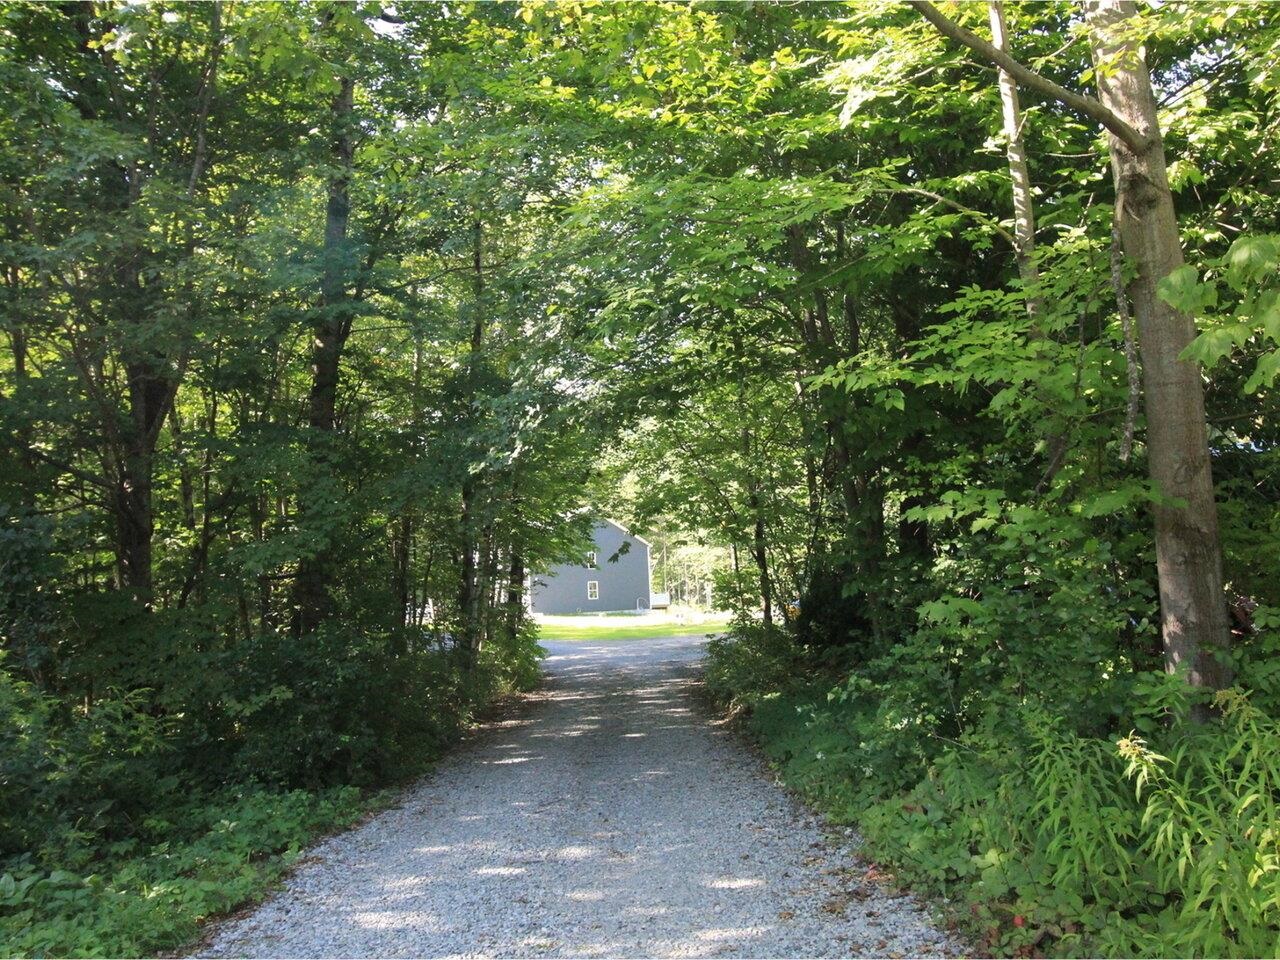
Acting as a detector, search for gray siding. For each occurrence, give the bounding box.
[529,520,652,614]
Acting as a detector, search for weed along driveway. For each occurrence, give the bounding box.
[200,635,958,959]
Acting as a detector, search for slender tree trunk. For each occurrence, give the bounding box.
[790,222,871,612]
[114,4,220,609]
[988,0,1045,321]
[743,427,773,627]
[418,543,436,629]
[305,76,356,437]
[395,332,424,632]
[457,480,478,645]
[506,545,525,638]
[891,295,930,562]
[989,0,1074,486]
[293,76,355,636]
[1085,0,1231,692]
[115,350,174,605]
[170,406,197,533]
[304,74,354,437]
[176,382,227,610]
[456,220,486,662]
[394,513,413,635]
[5,311,36,508]
[835,230,875,552]
[752,509,773,628]
[795,372,826,563]
[477,521,498,650]
[250,489,272,628]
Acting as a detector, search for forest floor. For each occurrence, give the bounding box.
[195,636,960,959]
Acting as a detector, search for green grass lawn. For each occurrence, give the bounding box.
[535,619,732,642]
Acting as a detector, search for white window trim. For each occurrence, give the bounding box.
[587,551,597,568]
[587,580,599,600]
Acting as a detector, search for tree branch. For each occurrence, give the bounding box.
[890,185,1017,248]
[908,0,1151,155]
[27,447,110,491]
[186,1,222,198]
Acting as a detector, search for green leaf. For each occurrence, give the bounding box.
[1224,234,1279,290]
[1256,289,1280,342]
[1157,265,1216,316]
[1242,351,1280,393]
[1181,326,1239,367]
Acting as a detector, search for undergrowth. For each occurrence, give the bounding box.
[0,629,543,958]
[706,617,1280,958]
[0,785,370,958]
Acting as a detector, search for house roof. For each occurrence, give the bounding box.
[601,517,652,549]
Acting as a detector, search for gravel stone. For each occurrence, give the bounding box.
[199,635,963,958]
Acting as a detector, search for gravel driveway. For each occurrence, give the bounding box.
[199,635,960,958]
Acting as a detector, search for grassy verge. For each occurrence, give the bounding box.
[536,619,732,641]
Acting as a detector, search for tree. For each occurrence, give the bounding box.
[909,0,1232,691]
[292,66,357,637]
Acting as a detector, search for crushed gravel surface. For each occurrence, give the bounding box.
[199,635,962,958]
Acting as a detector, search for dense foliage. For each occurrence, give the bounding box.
[2,0,1278,955]
[708,618,1280,955]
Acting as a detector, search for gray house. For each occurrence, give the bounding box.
[529,520,652,614]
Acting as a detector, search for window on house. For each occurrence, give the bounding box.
[587,581,599,600]
[586,551,597,568]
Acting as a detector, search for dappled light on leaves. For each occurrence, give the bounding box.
[2,1,1279,956]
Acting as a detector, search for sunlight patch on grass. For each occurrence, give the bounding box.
[535,619,732,642]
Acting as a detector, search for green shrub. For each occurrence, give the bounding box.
[704,617,802,706]
[706,625,1280,957]
[1111,691,1280,957]
[0,666,180,861]
[223,628,485,787]
[0,615,544,957]
[0,785,368,959]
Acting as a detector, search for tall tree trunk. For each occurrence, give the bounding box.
[293,76,355,636]
[834,230,874,552]
[752,505,773,628]
[395,332,425,632]
[911,0,1232,693]
[1085,0,1230,691]
[457,479,478,647]
[177,366,220,610]
[790,223,866,573]
[989,0,1074,486]
[115,331,176,605]
[418,543,436,629]
[477,520,498,651]
[456,220,486,661]
[743,427,773,627]
[506,545,525,639]
[394,513,412,631]
[304,75,354,437]
[170,406,197,534]
[112,3,220,609]
[4,305,36,509]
